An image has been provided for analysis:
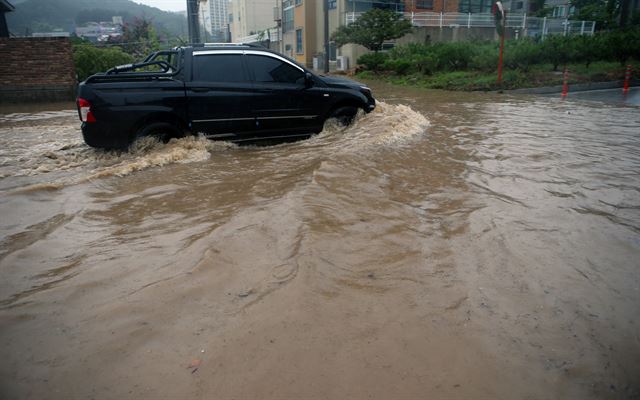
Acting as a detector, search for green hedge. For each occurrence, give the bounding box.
[73,44,135,81]
[357,28,640,76]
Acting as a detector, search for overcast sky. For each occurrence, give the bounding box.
[133,0,187,12]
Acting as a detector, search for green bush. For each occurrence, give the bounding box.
[412,53,439,75]
[574,34,605,68]
[357,52,389,71]
[504,38,543,72]
[357,28,639,78]
[431,42,477,70]
[605,28,640,65]
[73,44,135,81]
[470,46,498,71]
[382,58,413,75]
[540,35,577,71]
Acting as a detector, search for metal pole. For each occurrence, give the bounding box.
[468,12,471,28]
[542,16,546,40]
[580,20,585,34]
[187,0,201,44]
[324,0,330,73]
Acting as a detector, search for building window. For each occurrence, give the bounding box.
[296,28,303,54]
[458,0,492,13]
[416,0,433,9]
[328,0,337,9]
[295,0,302,5]
[283,8,294,32]
[346,0,404,12]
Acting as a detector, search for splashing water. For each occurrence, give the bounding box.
[1,101,428,191]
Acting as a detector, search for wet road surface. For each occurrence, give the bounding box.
[0,84,639,399]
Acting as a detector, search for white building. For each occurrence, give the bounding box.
[229,0,275,42]
[200,0,230,42]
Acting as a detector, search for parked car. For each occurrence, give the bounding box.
[76,43,376,149]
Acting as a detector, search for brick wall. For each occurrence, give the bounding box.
[0,37,77,102]
[405,0,460,13]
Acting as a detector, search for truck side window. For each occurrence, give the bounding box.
[193,54,246,82]
[247,55,305,85]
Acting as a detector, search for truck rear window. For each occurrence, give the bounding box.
[193,54,247,83]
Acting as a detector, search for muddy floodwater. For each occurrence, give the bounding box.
[1,83,639,399]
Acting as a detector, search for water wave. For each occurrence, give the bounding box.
[2,101,428,192]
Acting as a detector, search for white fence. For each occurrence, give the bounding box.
[237,28,281,45]
[345,12,596,37]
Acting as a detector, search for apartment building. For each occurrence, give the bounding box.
[230,0,276,41]
[200,0,229,42]
[404,0,458,13]
[281,0,406,68]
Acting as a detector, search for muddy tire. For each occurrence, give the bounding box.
[328,106,359,127]
[135,122,182,144]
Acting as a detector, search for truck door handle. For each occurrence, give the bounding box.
[191,87,210,93]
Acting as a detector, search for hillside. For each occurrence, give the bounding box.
[7,0,187,39]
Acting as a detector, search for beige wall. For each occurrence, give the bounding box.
[231,0,277,41]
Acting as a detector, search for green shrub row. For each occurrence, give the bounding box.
[357,28,640,75]
[73,44,135,81]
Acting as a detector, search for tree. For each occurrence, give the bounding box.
[119,17,161,59]
[331,9,412,52]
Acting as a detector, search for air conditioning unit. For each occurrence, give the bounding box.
[336,56,349,71]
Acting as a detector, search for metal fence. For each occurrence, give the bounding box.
[237,28,281,45]
[345,12,596,38]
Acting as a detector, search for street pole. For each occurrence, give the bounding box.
[187,0,201,44]
[324,0,330,73]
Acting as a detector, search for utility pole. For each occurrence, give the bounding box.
[324,0,329,73]
[619,0,631,27]
[187,0,201,44]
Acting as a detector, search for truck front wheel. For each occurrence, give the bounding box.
[328,106,359,127]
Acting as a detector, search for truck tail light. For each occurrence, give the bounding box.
[77,97,96,123]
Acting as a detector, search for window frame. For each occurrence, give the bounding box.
[295,28,303,54]
[191,50,307,85]
[245,52,306,86]
[415,0,433,9]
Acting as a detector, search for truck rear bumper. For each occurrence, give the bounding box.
[81,122,132,149]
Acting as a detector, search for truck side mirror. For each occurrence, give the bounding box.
[305,72,314,88]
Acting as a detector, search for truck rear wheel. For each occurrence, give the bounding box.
[135,122,182,144]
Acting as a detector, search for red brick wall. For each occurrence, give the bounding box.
[0,37,76,87]
[405,0,459,13]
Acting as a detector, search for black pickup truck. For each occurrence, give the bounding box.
[76,44,376,149]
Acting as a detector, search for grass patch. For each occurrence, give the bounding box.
[356,61,628,91]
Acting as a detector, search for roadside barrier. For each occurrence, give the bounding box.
[623,65,632,94]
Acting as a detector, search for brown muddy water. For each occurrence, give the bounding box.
[0,83,639,399]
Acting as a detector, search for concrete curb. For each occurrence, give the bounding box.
[504,79,640,95]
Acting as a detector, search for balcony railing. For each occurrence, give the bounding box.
[237,28,281,44]
[345,12,596,37]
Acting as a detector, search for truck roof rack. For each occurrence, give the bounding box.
[190,42,265,48]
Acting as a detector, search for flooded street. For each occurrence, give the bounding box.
[1,84,639,399]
